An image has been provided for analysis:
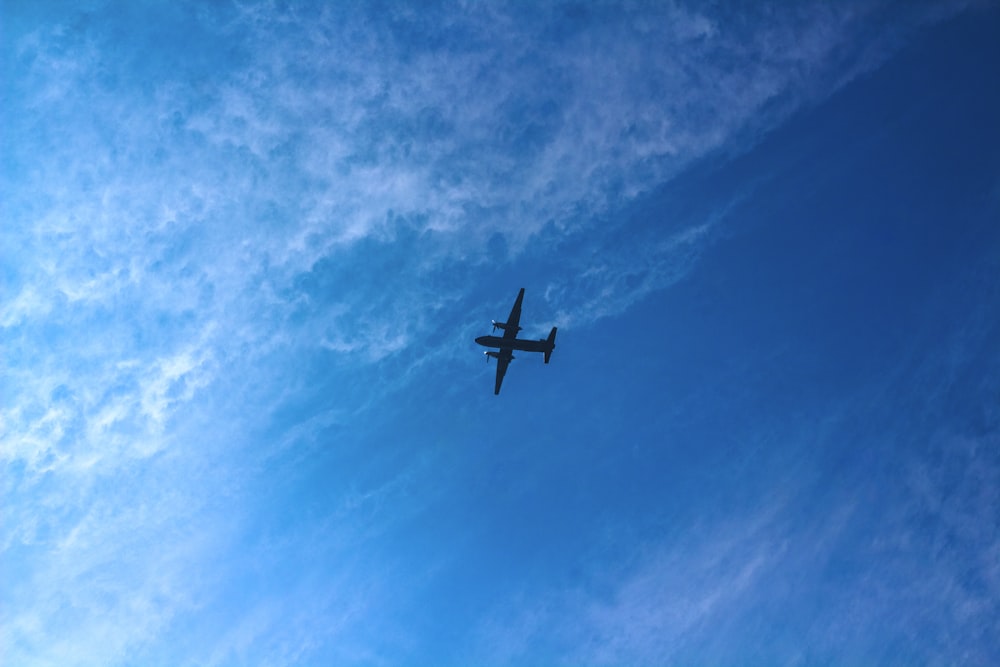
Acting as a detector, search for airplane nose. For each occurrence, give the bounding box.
[475,336,486,345]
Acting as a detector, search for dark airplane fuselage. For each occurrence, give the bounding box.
[475,335,552,353]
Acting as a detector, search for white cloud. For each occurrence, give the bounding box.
[2,2,981,664]
[6,1,959,391]
[472,426,1000,666]
[472,496,792,666]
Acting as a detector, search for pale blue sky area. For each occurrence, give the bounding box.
[2,2,999,665]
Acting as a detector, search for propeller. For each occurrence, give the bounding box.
[491,320,521,334]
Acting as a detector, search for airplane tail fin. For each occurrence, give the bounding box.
[543,327,557,364]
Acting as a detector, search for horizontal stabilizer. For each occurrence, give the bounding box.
[543,327,557,364]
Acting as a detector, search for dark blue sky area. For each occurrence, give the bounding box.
[353,12,1000,661]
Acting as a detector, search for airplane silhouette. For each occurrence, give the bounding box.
[475,288,557,394]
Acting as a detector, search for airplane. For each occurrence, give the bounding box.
[475,288,557,395]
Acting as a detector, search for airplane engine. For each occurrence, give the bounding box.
[491,320,522,333]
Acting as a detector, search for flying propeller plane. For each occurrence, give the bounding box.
[475,288,557,395]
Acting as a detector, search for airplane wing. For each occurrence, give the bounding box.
[503,288,525,340]
[494,351,512,395]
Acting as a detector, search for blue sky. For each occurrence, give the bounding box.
[2,1,999,665]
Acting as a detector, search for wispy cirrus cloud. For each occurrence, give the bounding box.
[472,429,1000,667]
[472,502,788,666]
[5,0,963,389]
[1,1,982,664]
